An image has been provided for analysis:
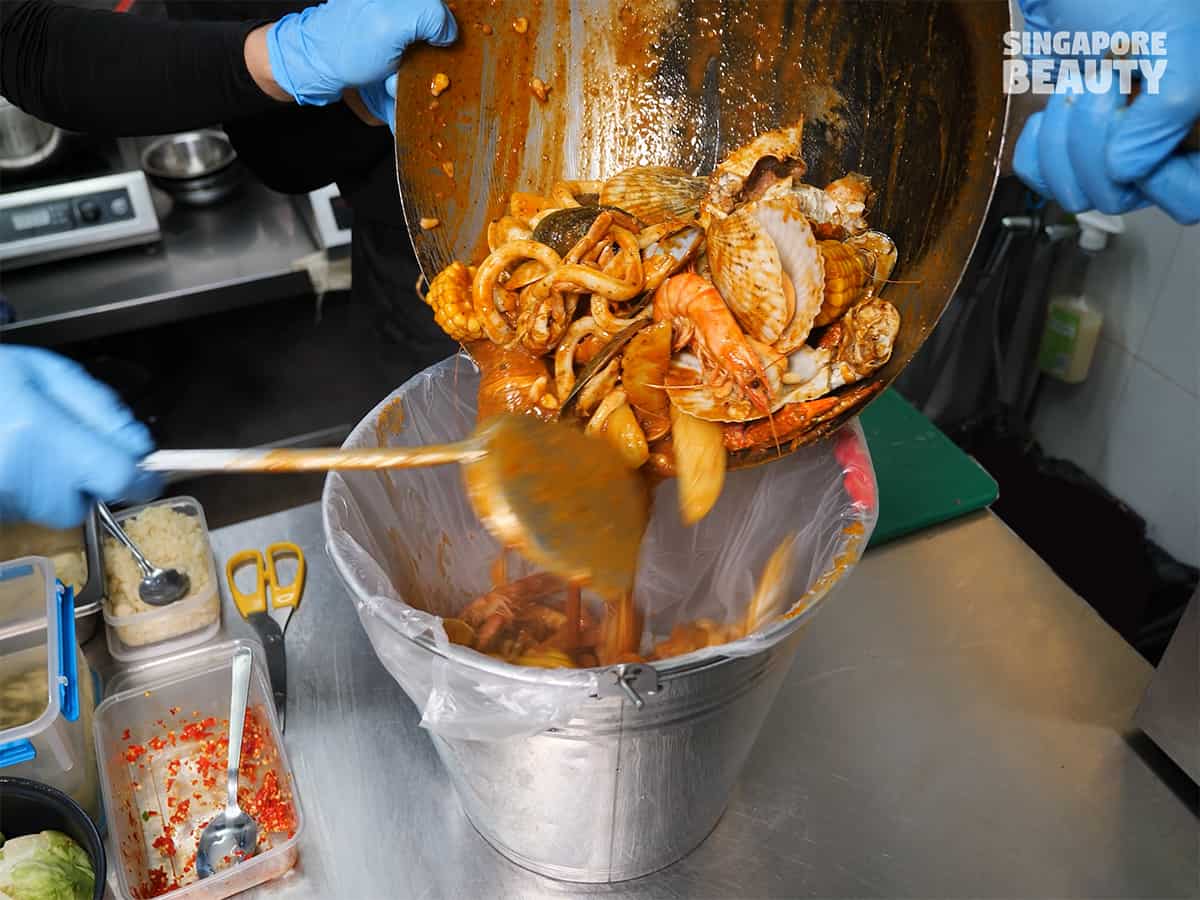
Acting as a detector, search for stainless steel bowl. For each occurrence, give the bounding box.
[141,130,242,206]
[0,95,64,172]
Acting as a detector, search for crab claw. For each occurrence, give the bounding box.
[723,381,882,452]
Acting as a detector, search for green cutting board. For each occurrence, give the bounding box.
[859,389,998,547]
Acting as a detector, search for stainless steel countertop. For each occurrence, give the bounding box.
[1,179,316,346]
[97,503,1198,898]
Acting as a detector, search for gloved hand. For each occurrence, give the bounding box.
[1014,0,1200,224]
[0,346,159,529]
[267,0,457,108]
[358,73,400,131]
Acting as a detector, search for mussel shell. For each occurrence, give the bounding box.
[600,166,705,227]
[531,205,632,256]
[558,317,650,418]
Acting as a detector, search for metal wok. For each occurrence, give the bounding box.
[393,0,1011,465]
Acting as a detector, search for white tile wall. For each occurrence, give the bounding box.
[1033,217,1200,567]
[1137,238,1199,396]
[1082,208,1185,352]
[1098,361,1198,566]
[1034,335,1135,475]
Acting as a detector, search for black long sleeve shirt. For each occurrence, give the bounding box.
[0,0,276,135]
[0,0,403,225]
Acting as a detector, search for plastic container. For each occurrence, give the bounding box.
[0,508,106,644]
[101,497,221,661]
[0,557,100,821]
[1037,211,1123,384]
[93,639,303,900]
[0,775,107,900]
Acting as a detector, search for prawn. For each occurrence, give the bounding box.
[652,273,773,415]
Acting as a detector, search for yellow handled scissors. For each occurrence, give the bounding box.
[225,542,306,633]
[226,543,305,731]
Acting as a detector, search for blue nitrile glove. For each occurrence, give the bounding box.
[1014,0,1200,224]
[358,73,399,130]
[266,0,457,108]
[0,346,159,529]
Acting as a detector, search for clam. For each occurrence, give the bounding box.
[846,229,898,294]
[707,186,823,350]
[703,118,806,221]
[776,297,900,406]
[599,166,705,226]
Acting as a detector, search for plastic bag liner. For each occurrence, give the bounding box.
[322,355,877,740]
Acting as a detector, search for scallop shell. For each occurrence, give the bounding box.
[707,199,791,344]
[770,207,825,354]
[825,172,874,216]
[599,166,705,226]
[704,118,806,219]
[709,190,823,350]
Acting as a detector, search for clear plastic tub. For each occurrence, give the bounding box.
[101,497,221,661]
[0,509,107,644]
[93,639,303,899]
[0,556,100,822]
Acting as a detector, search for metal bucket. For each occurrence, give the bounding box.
[323,358,873,882]
[430,631,804,881]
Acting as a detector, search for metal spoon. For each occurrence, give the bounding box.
[196,646,259,879]
[95,501,191,607]
[140,414,648,598]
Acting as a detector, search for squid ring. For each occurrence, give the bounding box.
[550,180,602,208]
[506,259,550,291]
[552,227,644,301]
[637,219,691,251]
[564,211,614,265]
[585,388,629,436]
[473,240,563,344]
[576,358,621,415]
[554,315,608,400]
[590,292,652,334]
[487,216,533,252]
[552,264,642,300]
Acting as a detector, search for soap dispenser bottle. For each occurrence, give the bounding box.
[1037,211,1124,384]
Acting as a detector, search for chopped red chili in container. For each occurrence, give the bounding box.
[115,705,298,898]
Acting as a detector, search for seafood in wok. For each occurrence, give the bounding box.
[422,117,900,527]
